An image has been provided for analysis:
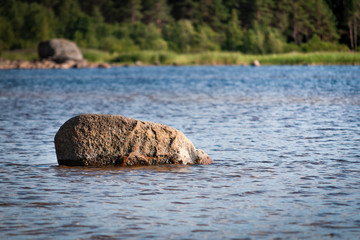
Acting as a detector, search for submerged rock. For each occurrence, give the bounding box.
[38,38,83,63]
[54,114,213,167]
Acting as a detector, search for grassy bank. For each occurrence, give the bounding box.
[1,49,38,61]
[1,49,359,65]
[111,51,360,65]
[0,48,115,63]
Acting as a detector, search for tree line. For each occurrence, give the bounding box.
[1,0,359,54]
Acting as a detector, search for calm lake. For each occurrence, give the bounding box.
[0,66,359,239]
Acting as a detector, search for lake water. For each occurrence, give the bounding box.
[0,66,359,239]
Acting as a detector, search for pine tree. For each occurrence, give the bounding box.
[224,9,243,51]
[310,0,339,42]
[345,0,360,50]
[142,0,172,28]
[168,0,199,23]
[198,0,228,30]
[289,0,312,44]
[272,0,291,35]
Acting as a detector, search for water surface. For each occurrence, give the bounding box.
[0,66,359,239]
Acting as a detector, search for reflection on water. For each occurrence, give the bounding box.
[0,66,359,239]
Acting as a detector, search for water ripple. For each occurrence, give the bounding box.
[0,66,359,239]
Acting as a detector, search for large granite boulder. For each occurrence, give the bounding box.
[54,114,213,167]
[38,39,83,63]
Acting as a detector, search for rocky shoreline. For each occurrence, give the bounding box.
[0,38,115,70]
[0,58,112,70]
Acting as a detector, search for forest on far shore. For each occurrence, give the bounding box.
[1,0,360,54]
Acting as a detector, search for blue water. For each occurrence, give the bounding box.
[0,66,359,239]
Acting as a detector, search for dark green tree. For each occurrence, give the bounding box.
[100,0,142,24]
[168,0,199,23]
[198,0,228,30]
[272,0,291,35]
[194,24,221,51]
[289,0,313,44]
[142,0,172,28]
[163,20,196,52]
[22,2,56,44]
[309,0,339,42]
[345,0,360,50]
[224,9,243,51]
[0,0,357,53]
[254,0,275,27]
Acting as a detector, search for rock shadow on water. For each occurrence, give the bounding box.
[55,163,194,173]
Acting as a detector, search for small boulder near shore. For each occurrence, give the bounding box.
[54,114,213,167]
[38,38,83,63]
[251,60,261,67]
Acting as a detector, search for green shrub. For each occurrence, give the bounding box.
[1,49,38,61]
[112,38,139,52]
[163,20,196,52]
[193,25,221,52]
[242,29,261,54]
[223,9,243,51]
[301,35,349,52]
[0,16,15,51]
[82,48,112,62]
[264,28,285,53]
[283,43,301,53]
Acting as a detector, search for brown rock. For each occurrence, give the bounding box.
[18,61,32,69]
[0,59,14,69]
[39,60,55,69]
[74,60,90,68]
[251,60,261,67]
[54,114,213,167]
[98,63,111,69]
[59,60,76,69]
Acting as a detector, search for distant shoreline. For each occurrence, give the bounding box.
[1,49,359,69]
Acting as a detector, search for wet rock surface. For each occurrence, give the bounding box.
[54,114,213,167]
